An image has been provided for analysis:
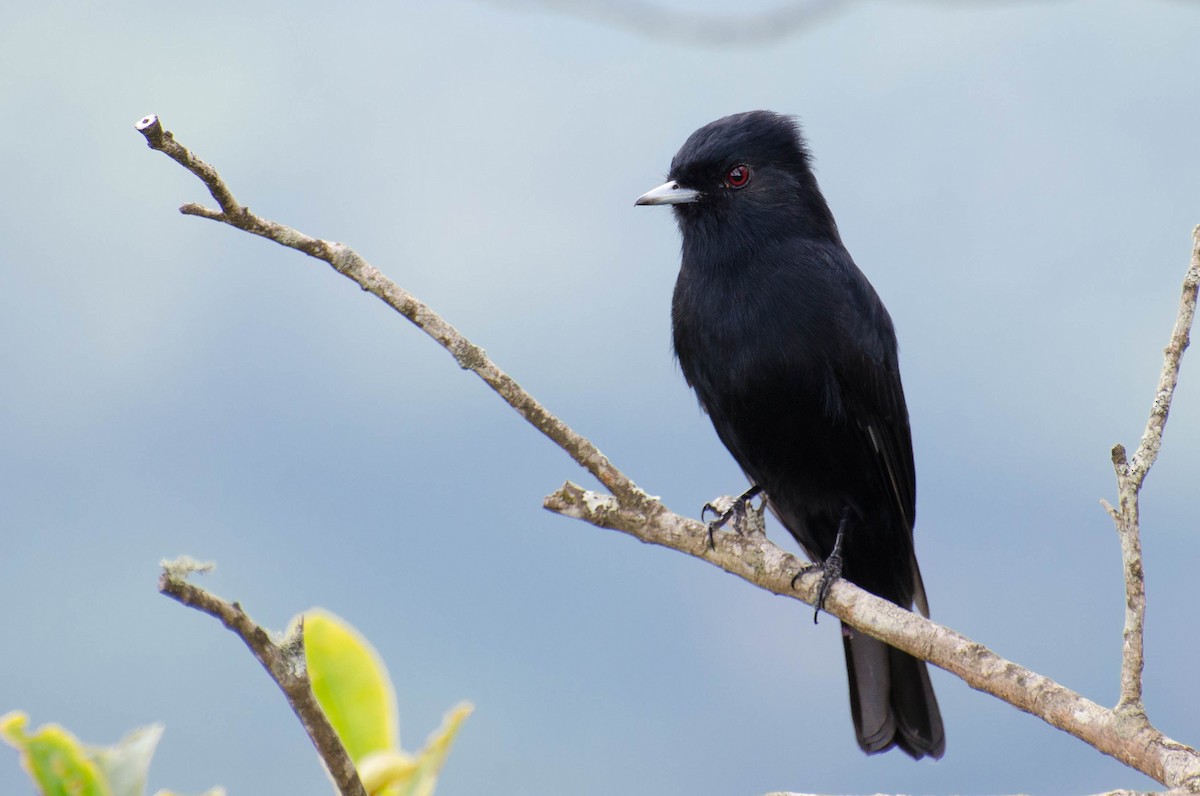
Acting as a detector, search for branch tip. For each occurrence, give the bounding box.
[159,555,215,582]
[1110,443,1128,469]
[135,113,165,148]
[136,115,635,499]
[158,565,365,796]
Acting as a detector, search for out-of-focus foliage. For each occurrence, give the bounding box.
[302,609,472,796]
[0,711,222,796]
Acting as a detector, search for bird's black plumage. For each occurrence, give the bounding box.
[637,110,945,760]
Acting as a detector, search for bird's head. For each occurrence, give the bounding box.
[636,110,838,245]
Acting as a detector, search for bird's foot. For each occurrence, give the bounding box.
[700,484,764,550]
[792,549,844,625]
[812,545,843,624]
[788,506,849,624]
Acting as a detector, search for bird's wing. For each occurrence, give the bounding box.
[842,339,915,532]
[830,259,927,615]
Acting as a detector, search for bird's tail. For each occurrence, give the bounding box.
[842,622,945,760]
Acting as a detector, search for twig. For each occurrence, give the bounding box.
[157,557,367,796]
[134,113,658,518]
[545,483,1200,790]
[137,115,1200,792]
[1101,226,1200,716]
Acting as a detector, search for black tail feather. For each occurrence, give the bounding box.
[842,623,945,760]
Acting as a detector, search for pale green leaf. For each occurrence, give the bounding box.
[398,702,473,796]
[302,609,399,763]
[1,711,111,796]
[358,749,416,795]
[91,723,163,796]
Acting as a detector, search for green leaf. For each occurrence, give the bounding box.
[1,711,111,796]
[399,702,473,796]
[357,749,416,794]
[302,609,399,763]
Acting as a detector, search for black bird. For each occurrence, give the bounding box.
[636,111,944,760]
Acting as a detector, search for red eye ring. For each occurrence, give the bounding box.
[725,164,750,189]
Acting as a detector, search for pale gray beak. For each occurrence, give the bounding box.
[635,180,701,206]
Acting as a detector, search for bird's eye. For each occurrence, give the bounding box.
[725,165,750,189]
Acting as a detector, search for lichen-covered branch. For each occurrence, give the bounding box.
[138,115,1200,792]
[1102,227,1200,715]
[134,113,657,516]
[157,558,367,796]
[545,482,1200,790]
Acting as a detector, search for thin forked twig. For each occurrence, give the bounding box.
[1102,226,1200,715]
[157,557,367,796]
[134,114,657,517]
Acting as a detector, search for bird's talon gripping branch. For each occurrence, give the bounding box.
[789,563,818,591]
[701,484,763,549]
[813,552,843,623]
[812,508,849,624]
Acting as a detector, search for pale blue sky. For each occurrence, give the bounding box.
[2,1,1199,793]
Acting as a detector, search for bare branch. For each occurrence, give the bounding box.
[135,113,659,517]
[139,116,1200,792]
[1125,231,1200,489]
[1105,227,1200,714]
[545,482,1200,791]
[135,115,242,216]
[157,557,367,796]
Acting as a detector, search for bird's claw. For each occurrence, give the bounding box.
[812,547,843,624]
[702,497,738,550]
[701,485,764,550]
[788,555,843,625]
[790,564,818,591]
[792,505,849,624]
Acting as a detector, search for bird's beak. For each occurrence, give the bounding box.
[635,180,701,206]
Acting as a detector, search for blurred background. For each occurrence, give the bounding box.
[2,1,1199,793]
